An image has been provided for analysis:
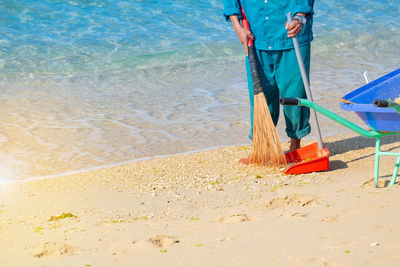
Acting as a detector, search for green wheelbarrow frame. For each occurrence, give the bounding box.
[280,98,400,187]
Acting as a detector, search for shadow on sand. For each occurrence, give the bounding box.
[320,134,400,186]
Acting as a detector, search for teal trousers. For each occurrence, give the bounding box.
[246,44,311,140]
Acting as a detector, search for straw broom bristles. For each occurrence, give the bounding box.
[246,44,286,167]
[240,9,286,167]
[249,92,287,167]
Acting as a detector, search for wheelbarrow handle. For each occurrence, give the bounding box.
[280,97,299,106]
[374,99,400,114]
[373,99,389,108]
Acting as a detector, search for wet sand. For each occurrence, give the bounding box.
[0,132,400,266]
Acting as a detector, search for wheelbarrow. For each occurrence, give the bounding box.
[280,68,400,187]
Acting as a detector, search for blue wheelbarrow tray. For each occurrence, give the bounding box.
[340,68,400,132]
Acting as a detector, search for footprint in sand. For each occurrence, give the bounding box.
[321,215,339,222]
[291,212,308,218]
[31,241,78,258]
[266,194,318,210]
[148,235,180,248]
[218,214,250,223]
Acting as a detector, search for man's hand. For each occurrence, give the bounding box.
[230,15,255,55]
[236,26,254,56]
[285,13,306,38]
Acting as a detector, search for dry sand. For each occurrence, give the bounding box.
[0,132,400,266]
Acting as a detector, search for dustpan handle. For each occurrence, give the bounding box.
[287,12,323,149]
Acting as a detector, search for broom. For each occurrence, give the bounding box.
[241,9,287,167]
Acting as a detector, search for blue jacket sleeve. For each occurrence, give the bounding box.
[293,0,314,15]
[222,0,241,21]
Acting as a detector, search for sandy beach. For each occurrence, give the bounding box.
[0,132,400,266]
[1,1,400,266]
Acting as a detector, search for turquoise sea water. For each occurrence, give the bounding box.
[0,0,399,181]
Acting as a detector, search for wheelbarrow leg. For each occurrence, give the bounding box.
[374,137,381,187]
[389,150,400,186]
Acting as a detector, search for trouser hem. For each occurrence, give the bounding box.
[286,124,311,140]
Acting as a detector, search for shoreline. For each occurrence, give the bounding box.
[1,144,236,185]
[0,131,353,186]
[1,131,400,266]
[0,89,362,183]
[2,96,361,185]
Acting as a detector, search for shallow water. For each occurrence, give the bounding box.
[0,0,399,181]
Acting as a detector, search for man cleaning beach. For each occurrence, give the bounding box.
[223,0,314,162]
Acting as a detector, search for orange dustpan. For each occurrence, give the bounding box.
[284,142,330,174]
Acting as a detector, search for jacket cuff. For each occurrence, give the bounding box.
[223,8,242,21]
[293,4,313,16]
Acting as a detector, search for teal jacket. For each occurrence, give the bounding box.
[223,0,314,50]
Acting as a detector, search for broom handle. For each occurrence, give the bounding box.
[241,8,263,95]
[240,9,253,46]
[287,12,323,149]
